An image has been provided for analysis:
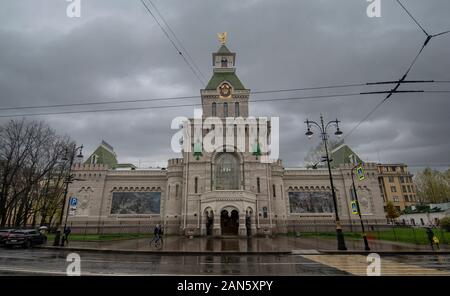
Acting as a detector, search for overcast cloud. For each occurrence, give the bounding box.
[0,0,449,172]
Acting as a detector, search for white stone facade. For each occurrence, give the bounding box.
[66,45,386,236]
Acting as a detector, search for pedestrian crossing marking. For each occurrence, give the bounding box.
[302,255,450,276]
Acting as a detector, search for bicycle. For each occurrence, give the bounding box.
[150,235,163,249]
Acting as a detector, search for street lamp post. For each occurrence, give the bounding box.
[351,163,371,251]
[305,115,347,251]
[53,144,83,246]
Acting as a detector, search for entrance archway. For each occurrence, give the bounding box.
[221,209,239,235]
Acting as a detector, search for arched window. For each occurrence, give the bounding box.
[215,153,240,190]
[262,207,268,218]
[221,57,228,67]
[223,102,228,117]
[194,177,198,193]
[212,102,216,116]
[235,102,240,117]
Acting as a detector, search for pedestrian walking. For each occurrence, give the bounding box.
[426,227,436,250]
[61,227,71,247]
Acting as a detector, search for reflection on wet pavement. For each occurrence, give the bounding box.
[46,235,448,252]
[1,248,450,276]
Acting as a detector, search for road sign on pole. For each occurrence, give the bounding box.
[351,200,359,214]
[69,197,78,206]
[356,165,365,181]
[68,197,77,216]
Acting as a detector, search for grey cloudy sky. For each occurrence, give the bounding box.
[0,0,449,171]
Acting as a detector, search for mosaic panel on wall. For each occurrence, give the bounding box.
[289,191,334,213]
[111,192,161,214]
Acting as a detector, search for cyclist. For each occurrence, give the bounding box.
[150,224,163,248]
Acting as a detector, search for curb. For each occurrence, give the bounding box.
[37,246,450,256]
[37,246,292,255]
[317,250,450,255]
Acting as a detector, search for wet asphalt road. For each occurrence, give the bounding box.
[1,248,450,276]
[0,248,346,276]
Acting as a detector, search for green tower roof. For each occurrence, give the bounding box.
[84,142,118,167]
[330,144,363,168]
[217,45,232,54]
[205,72,246,90]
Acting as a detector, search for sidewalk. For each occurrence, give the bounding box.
[41,236,449,254]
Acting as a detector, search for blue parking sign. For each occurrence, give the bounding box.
[69,197,77,206]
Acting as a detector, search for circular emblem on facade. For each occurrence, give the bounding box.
[219,82,232,99]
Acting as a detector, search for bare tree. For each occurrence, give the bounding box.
[0,119,73,227]
[415,167,450,204]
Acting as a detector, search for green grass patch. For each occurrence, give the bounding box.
[285,228,450,245]
[367,227,450,245]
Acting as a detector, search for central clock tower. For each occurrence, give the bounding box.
[201,43,250,118]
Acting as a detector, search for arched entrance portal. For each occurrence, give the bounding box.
[221,209,239,235]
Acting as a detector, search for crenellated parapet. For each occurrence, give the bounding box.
[340,162,378,170]
[270,159,284,176]
[72,163,109,171]
[167,158,184,166]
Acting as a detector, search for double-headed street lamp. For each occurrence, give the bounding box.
[53,144,83,246]
[305,115,347,251]
[351,163,371,251]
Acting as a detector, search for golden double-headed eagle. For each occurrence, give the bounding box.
[217,32,227,45]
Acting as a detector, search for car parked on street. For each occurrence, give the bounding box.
[4,229,47,248]
[0,229,15,245]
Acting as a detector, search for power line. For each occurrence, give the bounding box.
[0,90,448,118]
[344,1,450,140]
[146,0,207,83]
[396,0,429,36]
[344,96,389,138]
[139,0,205,86]
[0,92,362,118]
[3,81,450,112]
[0,82,367,111]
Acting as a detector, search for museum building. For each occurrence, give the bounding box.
[67,43,386,236]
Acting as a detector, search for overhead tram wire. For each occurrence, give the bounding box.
[139,0,205,86]
[146,0,207,83]
[0,82,368,112]
[0,93,369,118]
[344,1,450,140]
[1,90,449,118]
[3,80,450,112]
[396,0,450,40]
[395,0,429,37]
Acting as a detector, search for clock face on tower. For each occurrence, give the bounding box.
[219,82,232,99]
